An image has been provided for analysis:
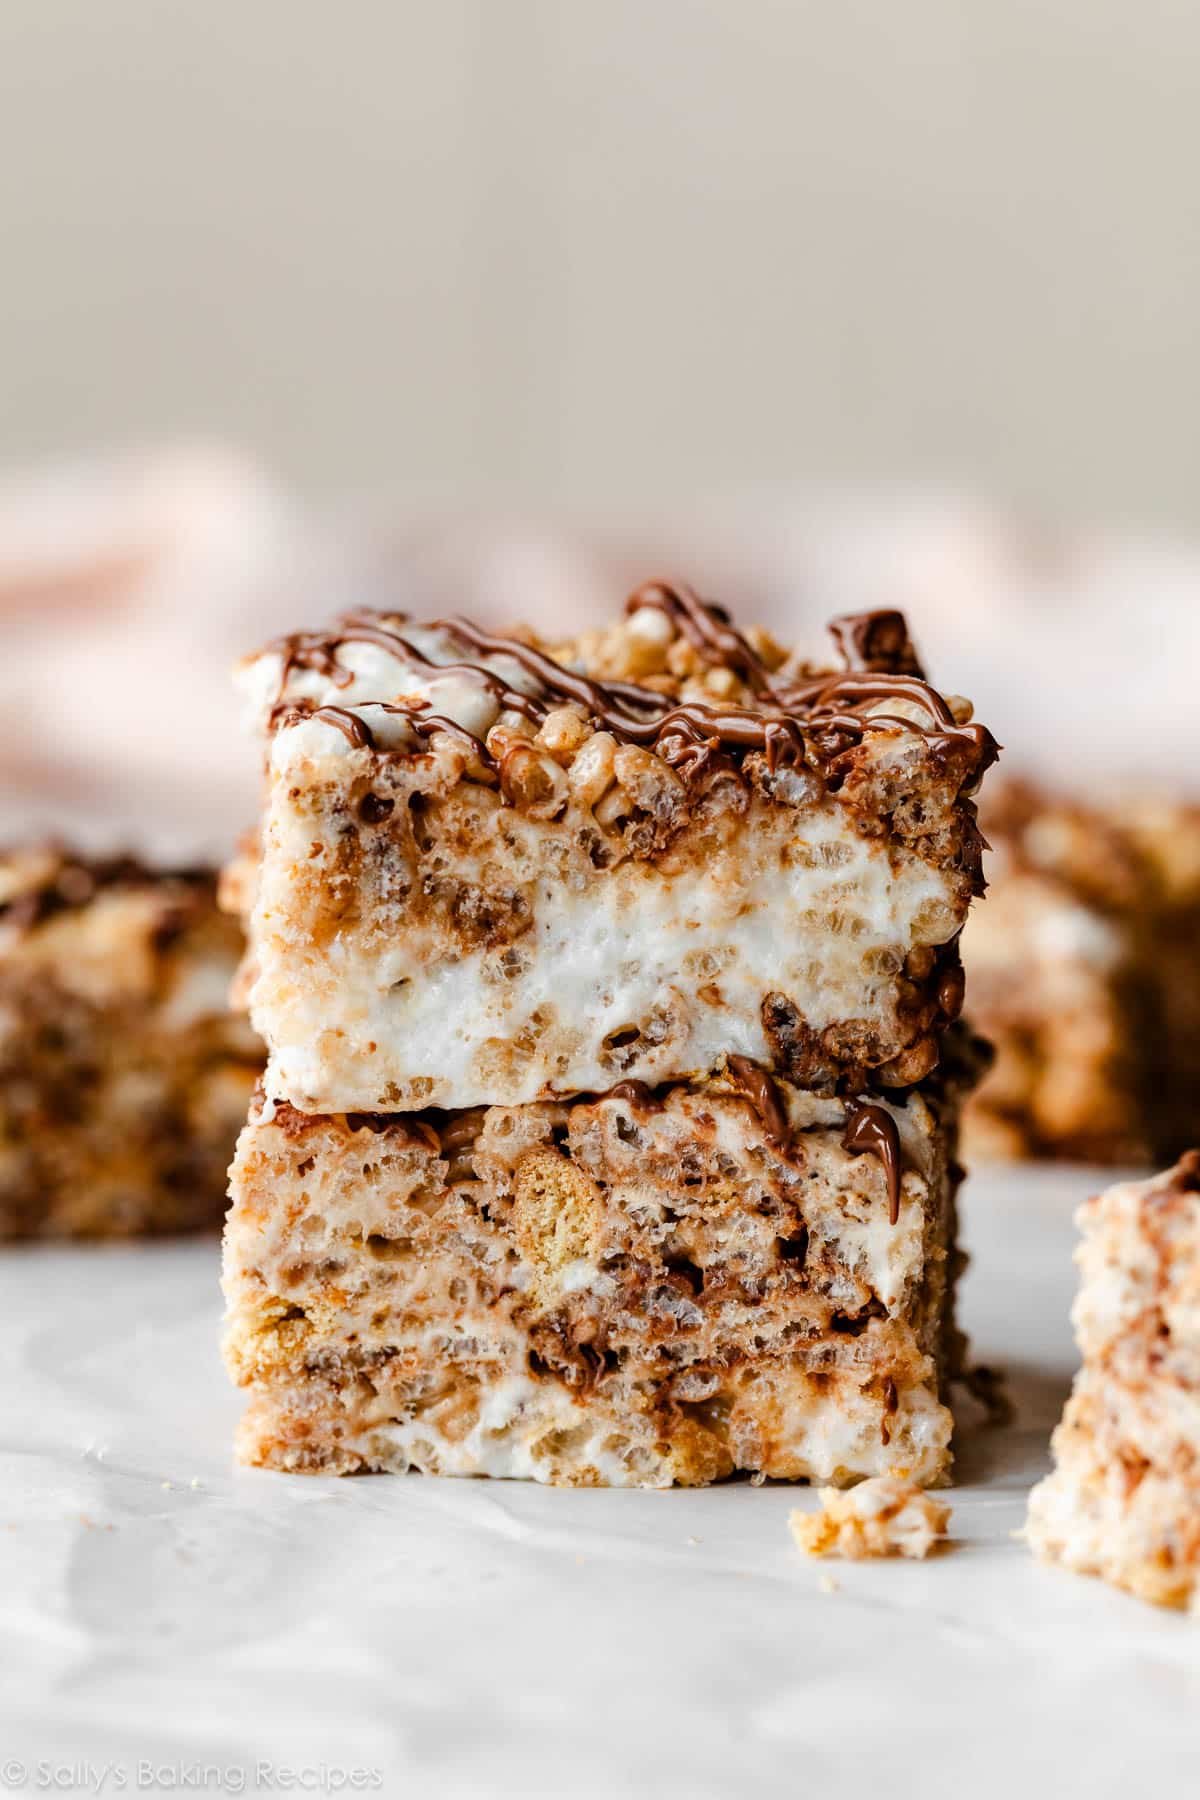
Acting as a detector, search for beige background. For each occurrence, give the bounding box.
[2,0,1199,529]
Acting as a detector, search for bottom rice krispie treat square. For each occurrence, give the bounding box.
[0,845,262,1238]
[223,1053,975,1488]
[1026,1153,1200,1610]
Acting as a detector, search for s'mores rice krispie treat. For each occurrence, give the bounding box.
[223,1045,974,1487]
[234,591,996,1114]
[0,845,261,1238]
[1027,1154,1200,1610]
[963,784,1200,1165]
[224,588,996,1489]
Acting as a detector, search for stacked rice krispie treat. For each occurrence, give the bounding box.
[223,588,997,1487]
[0,845,261,1238]
[1027,1152,1200,1611]
[963,784,1200,1164]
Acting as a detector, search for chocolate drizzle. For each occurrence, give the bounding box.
[271,618,548,735]
[264,585,998,783]
[829,609,923,676]
[625,580,777,696]
[275,703,376,749]
[841,1101,903,1225]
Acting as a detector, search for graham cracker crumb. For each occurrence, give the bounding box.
[790,1476,951,1560]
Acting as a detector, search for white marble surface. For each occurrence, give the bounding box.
[0,1164,1196,1800]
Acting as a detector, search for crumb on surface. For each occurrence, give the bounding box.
[790,1476,951,1560]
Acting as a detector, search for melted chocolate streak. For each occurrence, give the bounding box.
[723,1054,902,1225]
[726,1055,793,1151]
[841,1101,904,1227]
[267,586,997,779]
[588,1064,904,1228]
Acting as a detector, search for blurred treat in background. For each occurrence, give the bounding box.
[0,843,261,1239]
[962,784,1200,1166]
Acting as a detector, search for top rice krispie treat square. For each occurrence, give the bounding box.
[234,587,996,1113]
